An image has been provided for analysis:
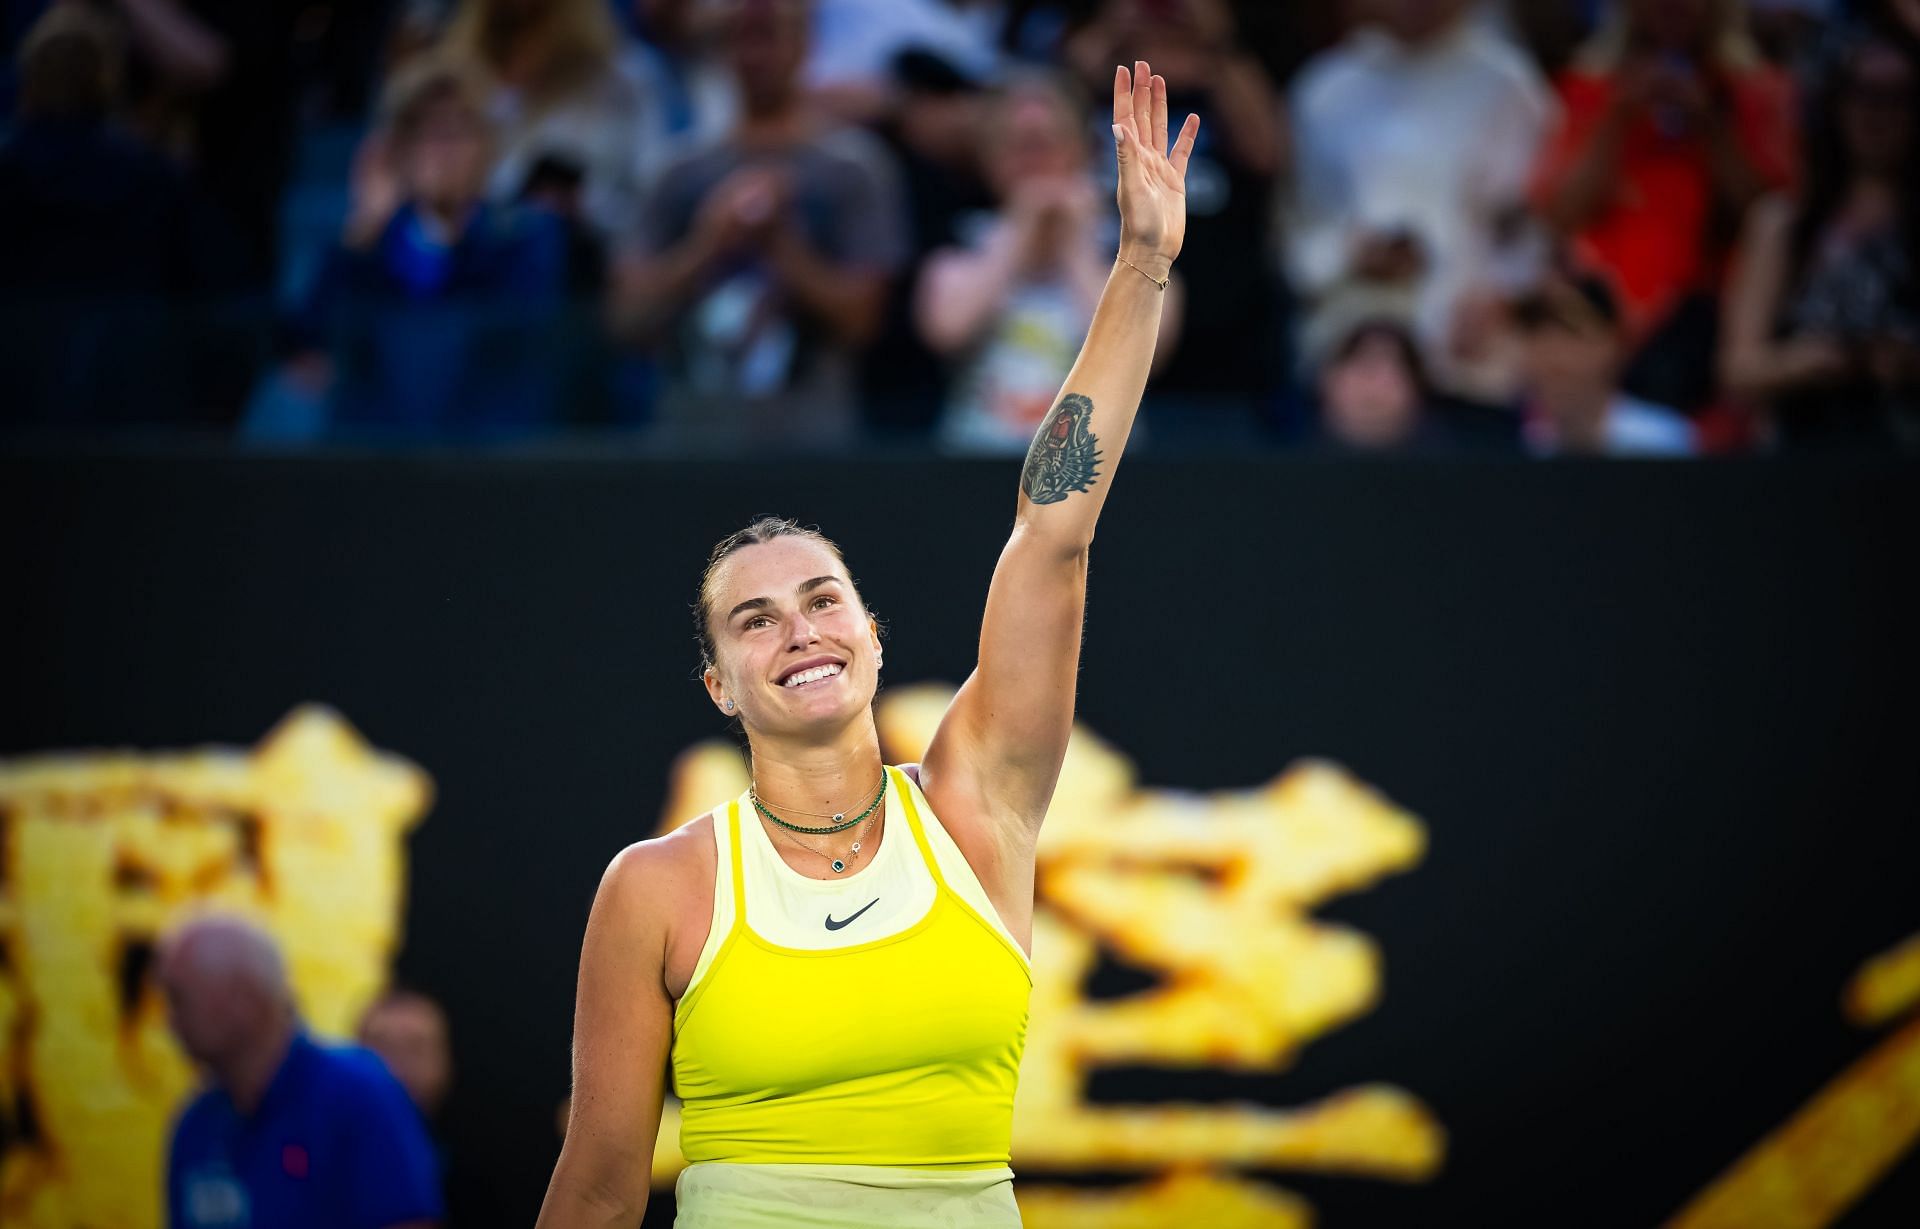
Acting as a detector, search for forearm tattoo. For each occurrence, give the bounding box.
[1020,393,1102,505]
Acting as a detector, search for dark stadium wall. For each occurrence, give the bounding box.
[4,454,1917,1228]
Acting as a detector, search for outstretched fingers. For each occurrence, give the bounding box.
[1132,60,1152,148]
[1151,74,1168,155]
[1170,113,1201,177]
[1116,61,1197,179]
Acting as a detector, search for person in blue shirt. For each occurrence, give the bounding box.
[252,53,571,441]
[158,915,444,1229]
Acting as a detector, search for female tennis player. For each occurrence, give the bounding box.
[536,60,1199,1229]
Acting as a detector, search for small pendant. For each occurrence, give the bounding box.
[831,859,846,873]
[849,841,862,855]
[832,813,845,823]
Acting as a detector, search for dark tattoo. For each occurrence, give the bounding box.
[1020,393,1102,505]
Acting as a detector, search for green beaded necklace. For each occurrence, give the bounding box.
[750,775,887,836]
[751,776,888,874]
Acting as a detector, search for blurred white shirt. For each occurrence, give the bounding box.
[805,0,1001,92]
[1287,18,1554,396]
[1525,395,1700,458]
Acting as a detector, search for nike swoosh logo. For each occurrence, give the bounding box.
[825,898,880,931]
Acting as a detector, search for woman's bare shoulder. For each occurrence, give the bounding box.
[599,814,717,914]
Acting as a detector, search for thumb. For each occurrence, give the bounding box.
[1111,123,1129,163]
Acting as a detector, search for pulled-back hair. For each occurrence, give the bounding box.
[694,517,854,674]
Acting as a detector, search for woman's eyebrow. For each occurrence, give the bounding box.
[797,576,841,595]
[727,596,773,622]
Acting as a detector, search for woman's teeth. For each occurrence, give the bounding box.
[783,663,844,688]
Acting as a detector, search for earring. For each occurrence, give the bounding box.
[724,699,735,712]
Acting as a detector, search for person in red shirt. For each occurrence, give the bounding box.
[1533,0,1798,365]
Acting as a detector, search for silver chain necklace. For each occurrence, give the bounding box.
[772,805,882,874]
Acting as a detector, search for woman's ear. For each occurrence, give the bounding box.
[702,666,734,715]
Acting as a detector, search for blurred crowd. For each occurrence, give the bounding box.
[2,0,1917,454]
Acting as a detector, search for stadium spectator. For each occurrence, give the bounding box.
[0,6,204,298]
[159,915,442,1229]
[1305,309,1521,452]
[115,0,302,290]
[357,985,504,1229]
[1287,0,1555,404]
[0,3,228,427]
[1533,0,1797,412]
[1516,272,1696,456]
[863,48,995,438]
[1311,317,1436,451]
[621,0,741,191]
[1764,0,1920,165]
[917,70,1182,452]
[358,987,454,1122]
[254,54,569,439]
[440,0,645,238]
[613,0,908,451]
[1721,34,1920,447]
[1065,0,1286,436]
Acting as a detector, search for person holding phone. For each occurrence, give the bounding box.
[1533,0,1798,403]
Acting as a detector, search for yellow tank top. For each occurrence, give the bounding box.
[671,766,1032,1171]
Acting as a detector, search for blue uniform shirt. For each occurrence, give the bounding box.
[167,1031,443,1229]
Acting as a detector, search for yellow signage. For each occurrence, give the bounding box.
[0,709,430,1229]
[7,697,1908,1228]
[1667,932,1920,1228]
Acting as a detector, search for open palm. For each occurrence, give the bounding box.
[1112,60,1200,269]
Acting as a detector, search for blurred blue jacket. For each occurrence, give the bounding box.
[290,200,570,436]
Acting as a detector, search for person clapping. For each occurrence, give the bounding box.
[254,55,568,441]
[917,71,1182,453]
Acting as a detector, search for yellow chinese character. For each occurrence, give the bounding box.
[0,708,430,1229]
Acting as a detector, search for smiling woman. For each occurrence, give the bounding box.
[536,58,1202,1229]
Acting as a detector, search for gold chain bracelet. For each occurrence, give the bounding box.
[1116,255,1169,290]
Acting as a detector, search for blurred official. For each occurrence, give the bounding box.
[158,916,444,1229]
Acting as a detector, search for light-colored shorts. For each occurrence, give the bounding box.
[673,1162,1022,1228]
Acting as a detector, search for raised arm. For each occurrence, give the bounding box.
[922,60,1196,832]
